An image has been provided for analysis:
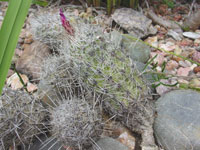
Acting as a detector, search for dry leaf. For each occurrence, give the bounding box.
[7,73,29,90]
[27,82,38,93]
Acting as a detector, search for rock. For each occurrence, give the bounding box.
[179,39,193,47]
[167,29,182,41]
[192,51,200,63]
[155,79,177,95]
[134,61,157,85]
[190,64,197,70]
[166,60,179,70]
[178,79,189,84]
[159,41,176,52]
[174,46,182,55]
[193,66,200,73]
[92,137,129,150]
[177,67,191,76]
[112,8,157,38]
[150,52,166,66]
[189,78,200,88]
[117,131,136,150]
[6,73,29,90]
[27,82,38,93]
[24,37,33,44]
[16,41,51,80]
[122,35,150,63]
[183,32,200,39]
[194,39,200,45]
[0,16,3,21]
[20,29,26,39]
[154,90,200,150]
[179,60,192,68]
[145,36,158,48]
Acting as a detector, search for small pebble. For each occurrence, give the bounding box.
[193,66,200,73]
[192,51,200,63]
[178,79,189,84]
[194,39,200,44]
[0,16,3,21]
[166,60,179,70]
[24,38,33,44]
[189,78,200,88]
[179,60,191,68]
[177,67,191,76]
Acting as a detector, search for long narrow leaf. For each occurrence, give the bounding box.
[0,0,21,64]
[32,0,48,6]
[0,0,48,7]
[0,0,32,94]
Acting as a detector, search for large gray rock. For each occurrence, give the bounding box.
[154,90,200,150]
[122,35,150,63]
[16,41,50,80]
[92,137,129,150]
[112,8,157,38]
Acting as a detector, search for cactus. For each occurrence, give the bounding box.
[30,9,70,51]
[38,55,103,150]
[70,33,156,147]
[49,97,103,149]
[31,9,157,148]
[0,87,47,149]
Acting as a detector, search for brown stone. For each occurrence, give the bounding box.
[24,37,33,44]
[22,43,31,50]
[193,66,200,73]
[15,41,51,80]
[171,56,183,62]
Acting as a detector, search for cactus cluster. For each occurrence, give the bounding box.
[0,87,47,149]
[70,31,156,147]
[50,97,103,149]
[37,53,104,149]
[31,8,156,149]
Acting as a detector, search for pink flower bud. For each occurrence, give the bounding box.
[59,8,74,36]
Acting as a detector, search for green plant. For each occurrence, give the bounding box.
[0,0,32,95]
[0,87,46,149]
[32,10,157,148]
[50,97,102,149]
[0,0,48,95]
[163,0,174,8]
[0,0,48,6]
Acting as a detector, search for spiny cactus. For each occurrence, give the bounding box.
[31,8,157,148]
[70,35,156,147]
[38,54,103,150]
[30,8,105,53]
[30,9,70,51]
[49,97,103,149]
[0,87,47,149]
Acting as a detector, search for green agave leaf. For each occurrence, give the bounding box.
[32,0,48,6]
[0,0,48,6]
[0,0,32,95]
[0,0,21,65]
